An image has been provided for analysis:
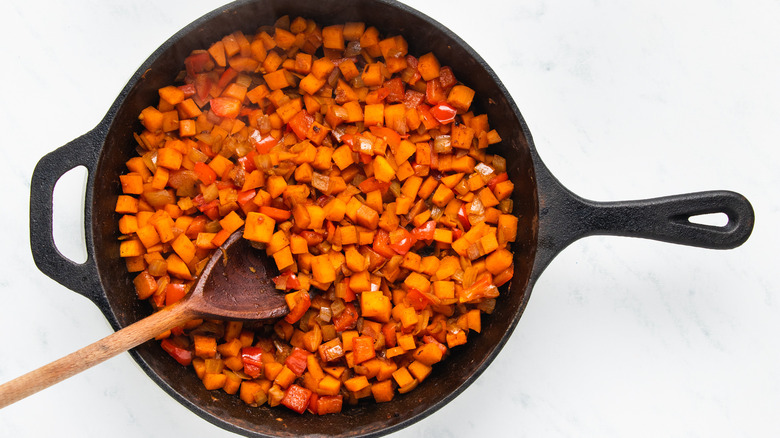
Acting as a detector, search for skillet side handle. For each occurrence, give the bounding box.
[30,129,103,304]
[584,190,755,249]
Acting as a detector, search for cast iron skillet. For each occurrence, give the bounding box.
[29,0,754,436]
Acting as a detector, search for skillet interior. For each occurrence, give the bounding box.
[89,0,538,435]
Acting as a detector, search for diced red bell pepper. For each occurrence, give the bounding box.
[426,78,447,105]
[383,77,406,103]
[418,104,440,130]
[193,73,214,102]
[237,189,257,207]
[249,129,278,154]
[185,52,213,76]
[487,172,509,191]
[404,89,425,109]
[285,292,311,324]
[457,204,471,231]
[289,110,314,140]
[241,346,264,378]
[193,161,217,185]
[372,229,397,259]
[406,288,431,311]
[307,393,320,415]
[333,302,359,332]
[217,67,239,89]
[272,270,301,291]
[165,283,187,306]
[284,347,310,376]
[210,97,242,119]
[281,384,313,414]
[178,83,196,98]
[368,126,403,150]
[460,272,498,302]
[161,338,193,366]
[438,66,457,89]
[388,227,416,255]
[430,102,457,124]
[411,220,437,241]
[237,151,258,173]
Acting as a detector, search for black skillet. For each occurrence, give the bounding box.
[29,0,754,436]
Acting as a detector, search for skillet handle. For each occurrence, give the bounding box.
[30,128,104,305]
[581,190,754,248]
[532,158,755,279]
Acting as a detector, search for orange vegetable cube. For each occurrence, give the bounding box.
[360,290,391,323]
[312,254,336,283]
[115,195,139,214]
[407,360,432,382]
[344,375,370,393]
[244,212,276,243]
[447,85,476,112]
[156,147,183,170]
[202,373,227,391]
[273,246,295,271]
[417,53,441,81]
[119,239,145,258]
[485,248,513,275]
[171,233,196,264]
[371,380,395,403]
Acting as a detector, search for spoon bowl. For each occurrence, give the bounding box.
[0,229,286,408]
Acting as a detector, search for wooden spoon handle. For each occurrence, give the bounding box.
[0,304,195,409]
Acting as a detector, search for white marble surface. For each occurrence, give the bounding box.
[1,0,778,436]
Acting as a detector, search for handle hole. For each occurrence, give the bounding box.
[687,212,729,227]
[52,165,88,263]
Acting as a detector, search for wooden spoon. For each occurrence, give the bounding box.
[0,229,287,408]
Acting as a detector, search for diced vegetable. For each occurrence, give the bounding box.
[117,15,519,417]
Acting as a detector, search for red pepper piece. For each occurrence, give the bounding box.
[388,227,416,255]
[333,302,359,332]
[372,229,397,259]
[405,288,431,311]
[185,52,213,76]
[430,102,458,124]
[284,292,311,324]
[272,270,301,291]
[411,220,437,241]
[237,150,257,173]
[284,347,310,376]
[289,109,314,140]
[249,129,278,154]
[165,283,187,306]
[425,78,447,105]
[457,204,471,231]
[193,161,217,185]
[487,172,509,191]
[161,338,193,366]
[210,97,242,119]
[241,346,264,378]
[236,189,257,207]
[217,67,238,89]
[281,384,313,414]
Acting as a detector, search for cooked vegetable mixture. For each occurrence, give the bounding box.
[116,16,518,415]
